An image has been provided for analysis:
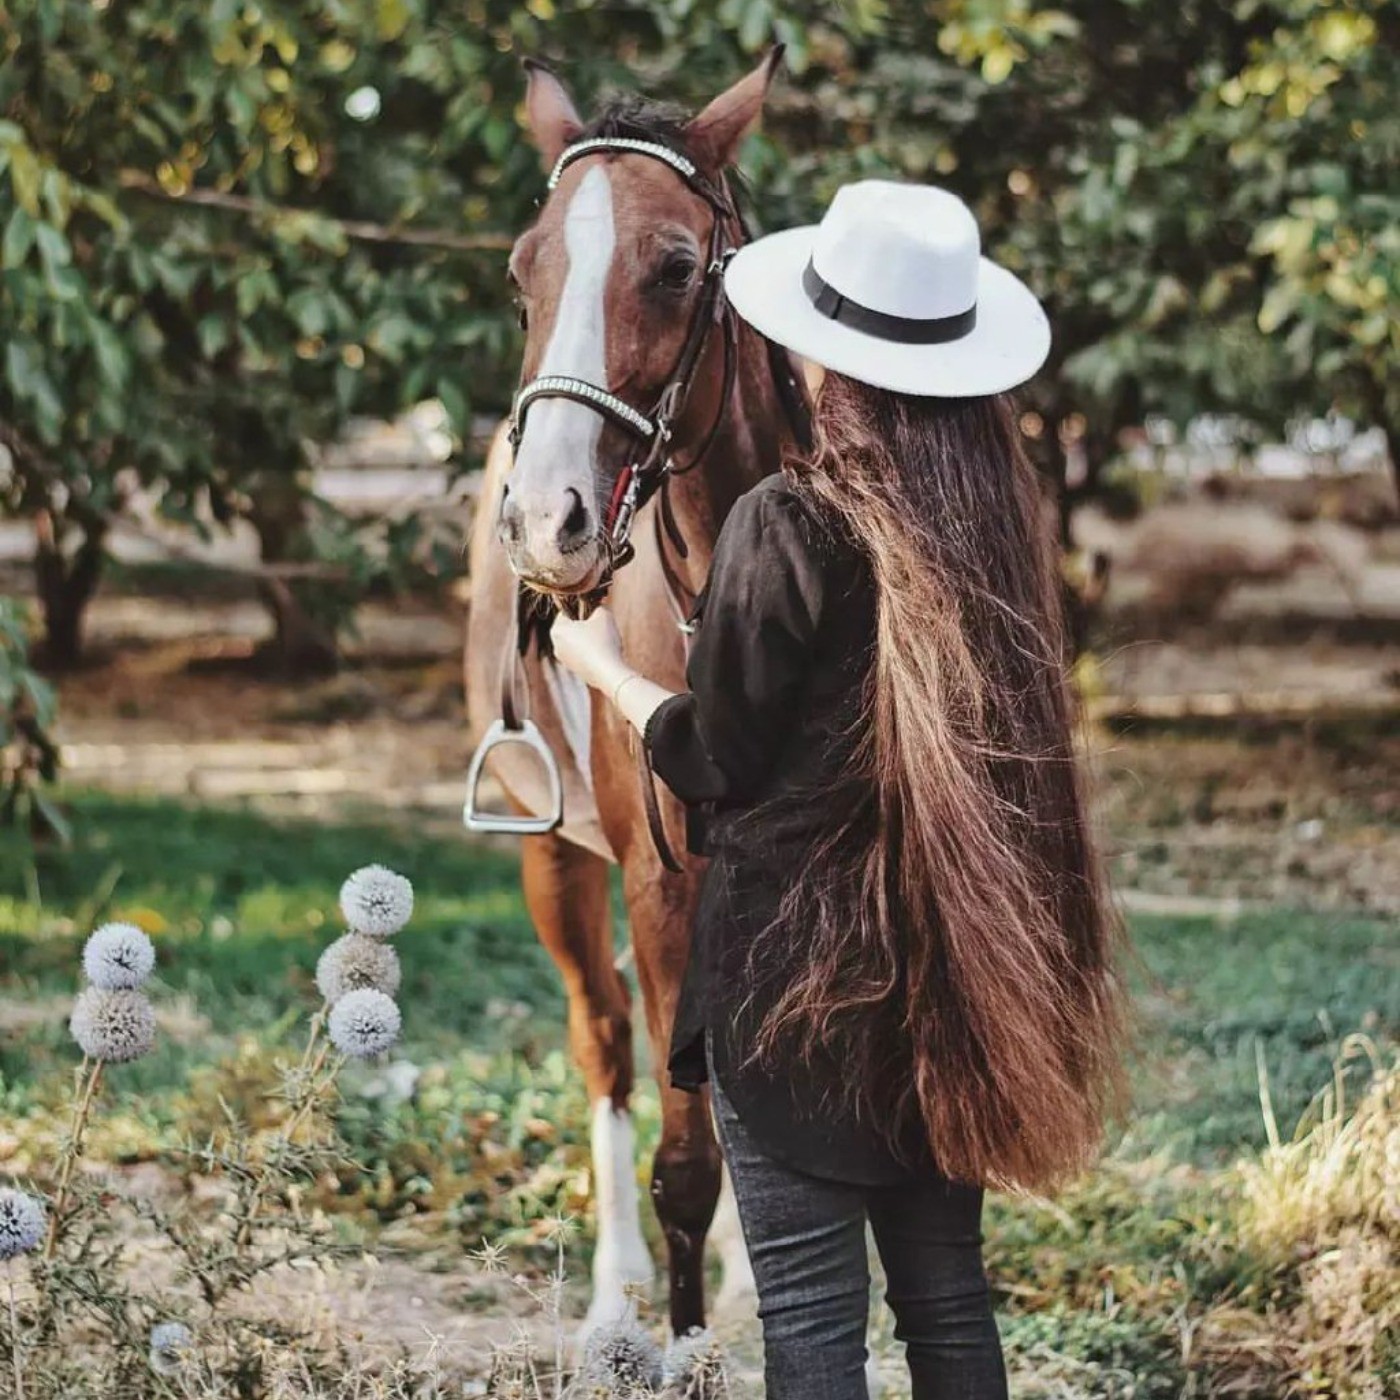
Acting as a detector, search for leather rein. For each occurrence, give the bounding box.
[478,135,810,871]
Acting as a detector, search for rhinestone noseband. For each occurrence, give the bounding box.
[509,376,657,447]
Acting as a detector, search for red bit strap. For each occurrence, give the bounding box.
[605,465,635,533]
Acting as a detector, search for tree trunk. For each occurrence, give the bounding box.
[1358,378,1398,511]
[33,510,106,670]
[255,576,341,677]
[1382,420,1399,512]
[247,476,341,677]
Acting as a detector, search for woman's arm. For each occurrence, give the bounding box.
[552,483,828,808]
[549,608,673,734]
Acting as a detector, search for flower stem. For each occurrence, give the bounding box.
[296,1005,327,1075]
[43,1057,104,1260]
[233,1040,338,1251]
[7,1268,25,1400]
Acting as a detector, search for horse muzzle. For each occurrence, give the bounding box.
[497,482,606,593]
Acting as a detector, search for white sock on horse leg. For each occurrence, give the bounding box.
[583,1098,655,1333]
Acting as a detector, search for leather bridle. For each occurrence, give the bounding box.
[507,136,743,617]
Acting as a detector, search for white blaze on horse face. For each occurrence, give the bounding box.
[582,1097,654,1333]
[509,164,615,586]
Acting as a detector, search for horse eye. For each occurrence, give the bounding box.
[508,268,529,330]
[656,254,696,291]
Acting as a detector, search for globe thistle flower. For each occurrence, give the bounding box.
[339,864,413,939]
[82,921,156,990]
[579,1316,664,1394]
[327,988,401,1059]
[69,986,157,1063]
[149,1320,194,1377]
[662,1326,728,1396]
[315,933,401,1005]
[0,1188,46,1261]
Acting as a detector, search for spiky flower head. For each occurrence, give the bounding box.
[69,986,157,1063]
[579,1316,664,1395]
[149,1321,194,1377]
[328,988,401,1059]
[339,864,413,938]
[0,1188,46,1260]
[316,933,401,1005]
[82,921,156,990]
[662,1326,728,1396]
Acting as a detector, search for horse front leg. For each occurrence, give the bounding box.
[518,826,655,1332]
[621,855,724,1337]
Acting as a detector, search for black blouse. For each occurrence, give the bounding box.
[644,473,932,1185]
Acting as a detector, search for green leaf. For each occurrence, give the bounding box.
[197,313,232,358]
[286,289,331,337]
[31,789,73,846]
[90,320,131,390]
[7,141,42,215]
[4,340,36,397]
[2,206,36,265]
[375,0,411,41]
[437,377,468,431]
[18,670,56,727]
[739,0,771,53]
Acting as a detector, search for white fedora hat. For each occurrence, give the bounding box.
[724,180,1050,398]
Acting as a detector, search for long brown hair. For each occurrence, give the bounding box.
[745,372,1125,1192]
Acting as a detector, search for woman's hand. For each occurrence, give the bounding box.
[554,603,677,730]
[551,604,628,694]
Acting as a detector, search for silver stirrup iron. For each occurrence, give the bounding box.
[463,717,564,836]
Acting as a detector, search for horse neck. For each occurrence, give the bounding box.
[664,320,796,584]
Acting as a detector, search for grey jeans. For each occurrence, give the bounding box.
[709,1065,1008,1400]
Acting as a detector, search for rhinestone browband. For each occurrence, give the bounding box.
[512,376,657,440]
[547,137,699,192]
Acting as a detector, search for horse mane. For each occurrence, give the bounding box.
[578,95,693,150]
[578,93,752,210]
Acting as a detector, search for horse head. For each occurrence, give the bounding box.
[498,52,783,596]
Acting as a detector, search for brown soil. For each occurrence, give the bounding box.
[46,591,1400,912]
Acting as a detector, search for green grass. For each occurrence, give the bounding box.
[1127,906,1400,1160]
[1,791,569,1118]
[4,792,1394,1158]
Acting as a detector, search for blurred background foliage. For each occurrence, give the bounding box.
[0,0,1395,674]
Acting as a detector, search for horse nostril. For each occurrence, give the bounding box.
[558,487,592,549]
[498,486,522,546]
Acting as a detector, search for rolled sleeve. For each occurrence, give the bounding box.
[642,481,828,808]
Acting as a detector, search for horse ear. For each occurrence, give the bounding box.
[523,59,583,170]
[685,46,785,175]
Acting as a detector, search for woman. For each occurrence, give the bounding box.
[553,180,1125,1400]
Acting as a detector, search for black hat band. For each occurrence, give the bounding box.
[802,259,977,345]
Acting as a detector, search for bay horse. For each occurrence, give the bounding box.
[463,54,807,1336]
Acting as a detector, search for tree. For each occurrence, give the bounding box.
[3,1,1391,677]
[742,1,1396,518]
[1,1,513,669]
